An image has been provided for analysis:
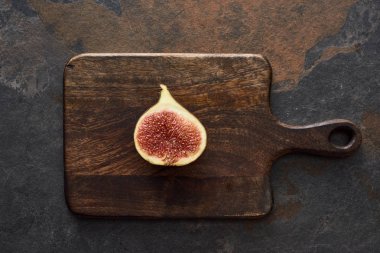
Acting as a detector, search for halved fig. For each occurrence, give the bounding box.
[134,85,207,166]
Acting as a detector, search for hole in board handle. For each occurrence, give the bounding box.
[329,126,356,149]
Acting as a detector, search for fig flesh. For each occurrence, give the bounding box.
[134,85,207,166]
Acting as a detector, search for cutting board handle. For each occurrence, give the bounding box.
[278,119,361,157]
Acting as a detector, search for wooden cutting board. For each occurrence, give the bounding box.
[64,53,361,218]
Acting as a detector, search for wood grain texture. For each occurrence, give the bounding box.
[64,53,361,218]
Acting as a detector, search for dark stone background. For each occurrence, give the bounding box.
[0,0,379,252]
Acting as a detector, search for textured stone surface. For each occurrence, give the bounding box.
[0,0,379,252]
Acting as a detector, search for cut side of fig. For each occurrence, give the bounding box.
[134,85,207,166]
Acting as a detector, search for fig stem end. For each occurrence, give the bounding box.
[159,84,177,105]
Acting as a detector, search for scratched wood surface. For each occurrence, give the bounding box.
[64,53,361,217]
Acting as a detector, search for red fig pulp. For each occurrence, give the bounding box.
[134,85,207,166]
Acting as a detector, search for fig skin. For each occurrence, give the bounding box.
[134,85,207,166]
